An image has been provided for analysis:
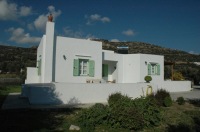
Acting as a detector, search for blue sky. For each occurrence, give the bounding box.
[0,0,200,54]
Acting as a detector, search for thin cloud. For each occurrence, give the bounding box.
[0,42,11,46]
[19,6,32,16]
[122,29,135,36]
[7,27,41,44]
[86,14,111,25]
[30,5,61,31]
[63,27,83,38]
[0,0,32,20]
[189,51,199,55]
[63,27,95,39]
[110,39,120,42]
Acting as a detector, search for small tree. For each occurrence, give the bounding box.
[144,75,152,83]
[173,72,184,80]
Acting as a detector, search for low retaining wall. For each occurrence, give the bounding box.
[22,81,191,105]
[155,81,192,92]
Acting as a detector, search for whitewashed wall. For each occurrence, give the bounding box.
[140,54,164,83]
[155,81,191,92]
[24,81,191,105]
[102,52,164,83]
[103,51,123,83]
[55,37,102,83]
[122,54,141,83]
[37,35,45,83]
[42,22,55,83]
[25,35,45,84]
[25,68,39,83]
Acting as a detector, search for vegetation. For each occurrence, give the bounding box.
[164,96,173,107]
[177,97,186,105]
[144,75,152,82]
[77,93,162,131]
[173,72,185,80]
[0,85,21,107]
[0,86,200,131]
[0,45,37,83]
[154,89,171,107]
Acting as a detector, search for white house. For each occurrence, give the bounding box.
[22,21,191,105]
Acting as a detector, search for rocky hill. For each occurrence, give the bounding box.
[92,39,200,62]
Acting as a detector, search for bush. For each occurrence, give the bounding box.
[155,89,171,106]
[77,103,109,131]
[109,95,161,130]
[118,107,144,130]
[144,75,152,82]
[164,96,173,107]
[173,72,184,80]
[176,97,185,105]
[78,93,162,131]
[108,92,124,107]
[133,97,162,127]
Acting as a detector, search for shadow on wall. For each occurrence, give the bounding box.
[67,97,81,105]
[26,83,83,107]
[29,83,63,105]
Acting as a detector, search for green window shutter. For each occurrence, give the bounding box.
[157,64,160,75]
[148,64,151,75]
[38,59,41,76]
[73,59,79,76]
[102,64,108,77]
[89,60,95,77]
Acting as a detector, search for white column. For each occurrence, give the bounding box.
[42,22,55,83]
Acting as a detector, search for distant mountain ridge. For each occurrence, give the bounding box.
[92,39,200,62]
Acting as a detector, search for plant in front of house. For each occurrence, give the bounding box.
[108,93,162,130]
[144,75,152,83]
[77,93,162,131]
[176,97,185,105]
[77,103,109,131]
[154,89,171,107]
[173,72,185,80]
[164,96,173,107]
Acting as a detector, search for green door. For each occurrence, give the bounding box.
[102,64,108,77]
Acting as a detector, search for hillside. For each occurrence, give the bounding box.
[0,45,37,73]
[92,39,200,62]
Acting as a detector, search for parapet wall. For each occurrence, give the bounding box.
[22,81,191,105]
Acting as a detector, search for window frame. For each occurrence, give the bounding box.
[148,63,160,75]
[73,59,95,77]
[79,59,89,76]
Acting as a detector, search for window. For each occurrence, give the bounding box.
[148,63,160,75]
[79,59,89,75]
[73,59,95,77]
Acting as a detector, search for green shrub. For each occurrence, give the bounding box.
[77,103,109,131]
[108,92,134,109]
[155,89,171,106]
[118,107,144,130]
[78,93,162,131]
[176,97,185,105]
[144,75,152,82]
[108,92,124,107]
[133,97,162,127]
[164,96,173,107]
